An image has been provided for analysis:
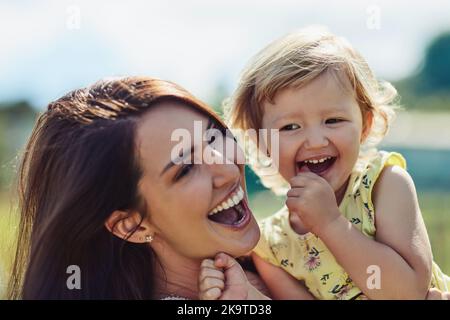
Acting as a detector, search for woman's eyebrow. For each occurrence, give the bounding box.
[160,144,195,177]
[160,118,214,177]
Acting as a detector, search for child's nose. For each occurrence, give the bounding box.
[304,128,329,149]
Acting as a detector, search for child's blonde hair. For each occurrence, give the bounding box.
[225,26,399,195]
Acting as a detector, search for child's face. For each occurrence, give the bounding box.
[261,70,365,197]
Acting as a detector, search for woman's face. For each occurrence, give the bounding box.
[135,102,260,259]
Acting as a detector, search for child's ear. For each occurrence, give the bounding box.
[104,210,154,244]
[361,111,374,143]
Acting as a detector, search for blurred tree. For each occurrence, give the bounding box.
[207,77,232,116]
[421,32,450,92]
[394,31,450,111]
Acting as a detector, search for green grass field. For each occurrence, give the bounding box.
[0,195,18,299]
[0,190,449,299]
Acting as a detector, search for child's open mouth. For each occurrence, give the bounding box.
[207,186,251,229]
[297,156,337,175]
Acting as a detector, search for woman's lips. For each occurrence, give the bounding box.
[207,198,251,230]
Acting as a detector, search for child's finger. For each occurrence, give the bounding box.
[286,187,304,198]
[200,287,222,300]
[290,172,325,187]
[199,277,225,292]
[200,258,216,269]
[214,252,248,288]
[214,252,238,269]
[199,266,225,281]
[289,175,309,188]
[426,288,444,300]
[286,194,306,211]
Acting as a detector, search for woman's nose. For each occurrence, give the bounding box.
[207,149,241,189]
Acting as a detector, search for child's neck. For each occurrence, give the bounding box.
[288,177,350,236]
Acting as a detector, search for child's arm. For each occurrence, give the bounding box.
[198,253,270,300]
[287,168,433,300]
[252,252,316,300]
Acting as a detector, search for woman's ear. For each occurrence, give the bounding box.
[104,210,154,244]
[361,110,374,143]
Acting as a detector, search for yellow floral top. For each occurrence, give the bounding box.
[254,151,450,299]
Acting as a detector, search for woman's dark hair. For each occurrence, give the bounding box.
[7,76,227,299]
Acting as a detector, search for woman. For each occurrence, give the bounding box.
[8,76,261,299]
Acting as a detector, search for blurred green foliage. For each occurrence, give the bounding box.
[395,32,450,111]
[0,101,37,193]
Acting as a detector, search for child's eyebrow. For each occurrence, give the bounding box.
[321,105,351,115]
[268,105,350,126]
[269,110,302,126]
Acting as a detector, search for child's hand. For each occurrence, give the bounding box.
[286,172,341,235]
[426,288,450,300]
[198,252,250,300]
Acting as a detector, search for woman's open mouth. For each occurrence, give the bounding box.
[297,156,337,175]
[207,185,251,229]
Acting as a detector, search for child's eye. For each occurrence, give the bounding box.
[326,118,344,124]
[280,124,301,131]
[175,164,194,181]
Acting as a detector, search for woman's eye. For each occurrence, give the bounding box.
[175,164,194,181]
[280,124,300,131]
[326,118,344,124]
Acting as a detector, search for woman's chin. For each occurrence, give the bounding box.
[212,218,260,257]
[230,218,261,256]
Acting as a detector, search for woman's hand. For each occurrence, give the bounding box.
[198,253,270,300]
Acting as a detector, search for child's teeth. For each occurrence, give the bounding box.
[304,156,332,164]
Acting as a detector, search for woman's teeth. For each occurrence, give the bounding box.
[209,186,244,216]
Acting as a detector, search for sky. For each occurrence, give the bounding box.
[1,0,450,109]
